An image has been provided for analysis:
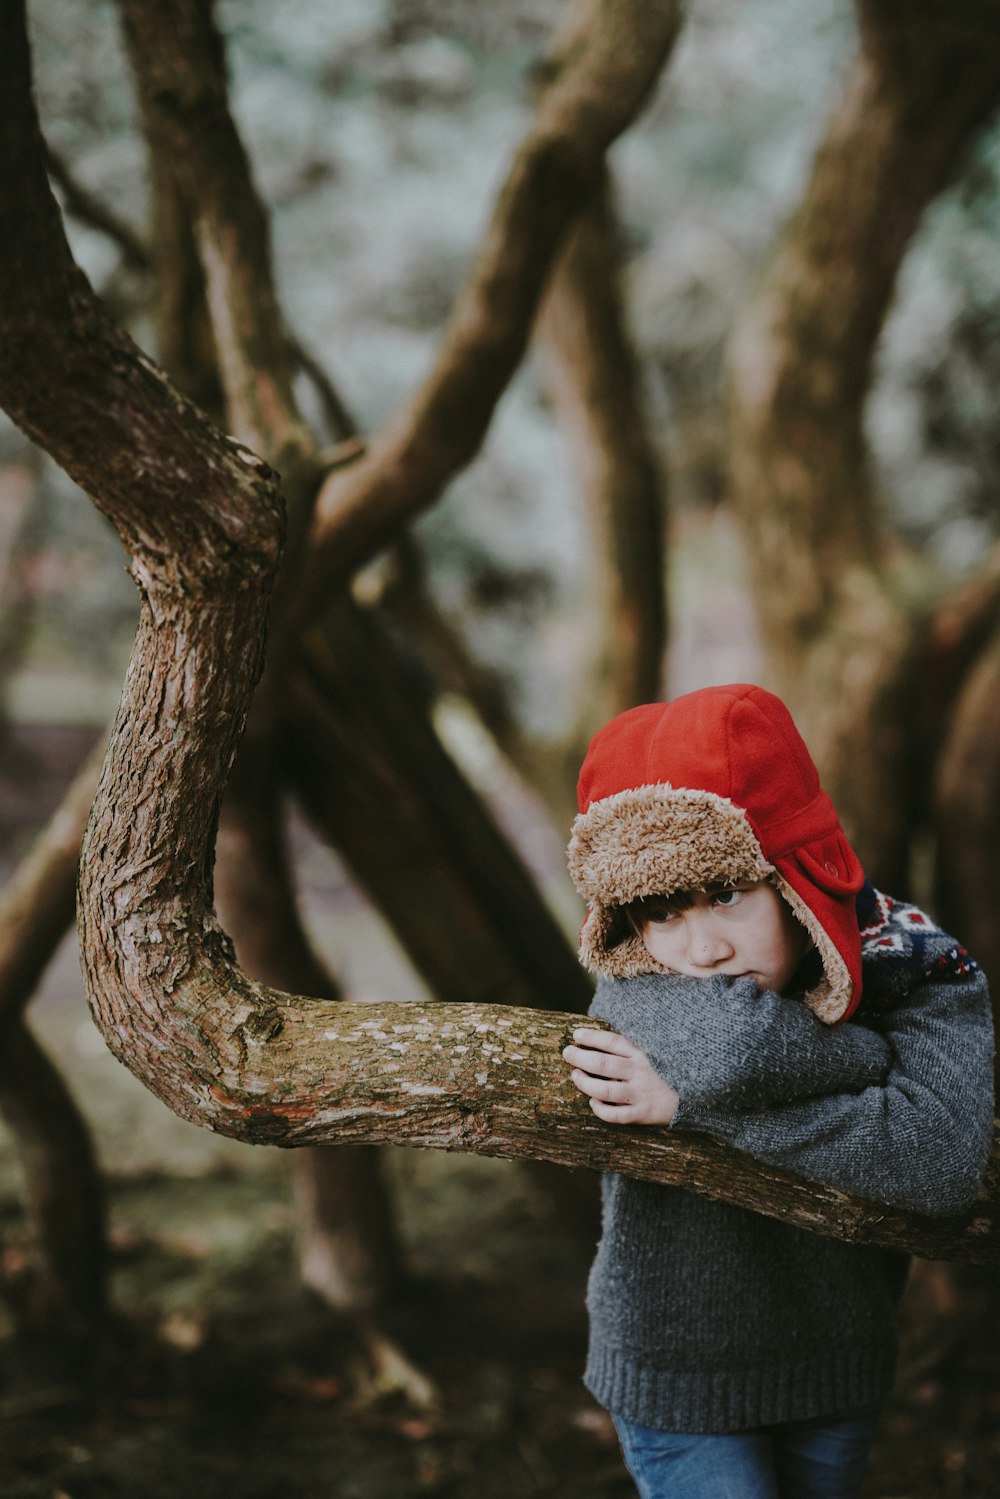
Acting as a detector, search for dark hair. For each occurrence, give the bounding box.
[602,890,693,949]
[622,891,693,935]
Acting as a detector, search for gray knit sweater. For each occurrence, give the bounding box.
[584,898,994,1433]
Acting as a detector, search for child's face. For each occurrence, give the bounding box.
[637,880,810,994]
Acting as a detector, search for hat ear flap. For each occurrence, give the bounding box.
[790,832,865,897]
[604,904,634,951]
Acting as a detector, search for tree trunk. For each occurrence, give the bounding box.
[537,167,667,820]
[0,737,108,1331]
[0,1020,106,1334]
[727,0,1000,884]
[213,734,406,1313]
[934,615,1000,1048]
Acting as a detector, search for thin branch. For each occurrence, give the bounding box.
[0,736,105,1024]
[287,333,358,446]
[45,146,151,273]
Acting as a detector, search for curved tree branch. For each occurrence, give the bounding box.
[301,0,683,600]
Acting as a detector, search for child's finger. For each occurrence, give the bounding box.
[562,1043,633,1079]
[569,1068,631,1104]
[570,1027,637,1055]
[588,1097,639,1125]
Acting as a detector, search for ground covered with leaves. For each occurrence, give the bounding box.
[1,1150,999,1499]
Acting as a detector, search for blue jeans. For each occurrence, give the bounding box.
[613,1413,878,1499]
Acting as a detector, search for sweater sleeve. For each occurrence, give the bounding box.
[674,969,995,1217]
[590,971,893,1110]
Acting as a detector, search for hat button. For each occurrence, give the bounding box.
[824,861,838,876]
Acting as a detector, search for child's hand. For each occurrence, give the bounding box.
[562,1027,679,1126]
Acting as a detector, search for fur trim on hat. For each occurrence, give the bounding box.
[569,782,853,1022]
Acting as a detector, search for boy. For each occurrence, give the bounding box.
[561,684,994,1499]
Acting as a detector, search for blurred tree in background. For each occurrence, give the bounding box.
[1,0,999,1490]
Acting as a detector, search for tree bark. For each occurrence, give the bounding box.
[727,0,1000,883]
[121,0,410,1320]
[301,0,683,602]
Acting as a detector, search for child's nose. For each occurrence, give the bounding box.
[685,915,733,967]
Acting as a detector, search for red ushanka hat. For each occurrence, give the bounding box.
[567,683,866,1023]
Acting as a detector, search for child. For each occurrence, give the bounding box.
[561,683,994,1499]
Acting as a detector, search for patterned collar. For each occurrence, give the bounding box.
[855,880,978,1012]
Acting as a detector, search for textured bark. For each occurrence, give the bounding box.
[728,0,1000,882]
[302,0,682,598]
[538,170,667,723]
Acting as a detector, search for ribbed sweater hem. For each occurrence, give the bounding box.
[585,1343,897,1434]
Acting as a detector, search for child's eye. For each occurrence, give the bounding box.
[712,888,745,909]
[646,906,680,924]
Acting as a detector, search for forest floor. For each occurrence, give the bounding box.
[0,725,998,1499]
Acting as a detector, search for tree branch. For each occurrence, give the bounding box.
[119,0,314,469]
[300,0,682,600]
[45,146,151,273]
[0,736,105,1023]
